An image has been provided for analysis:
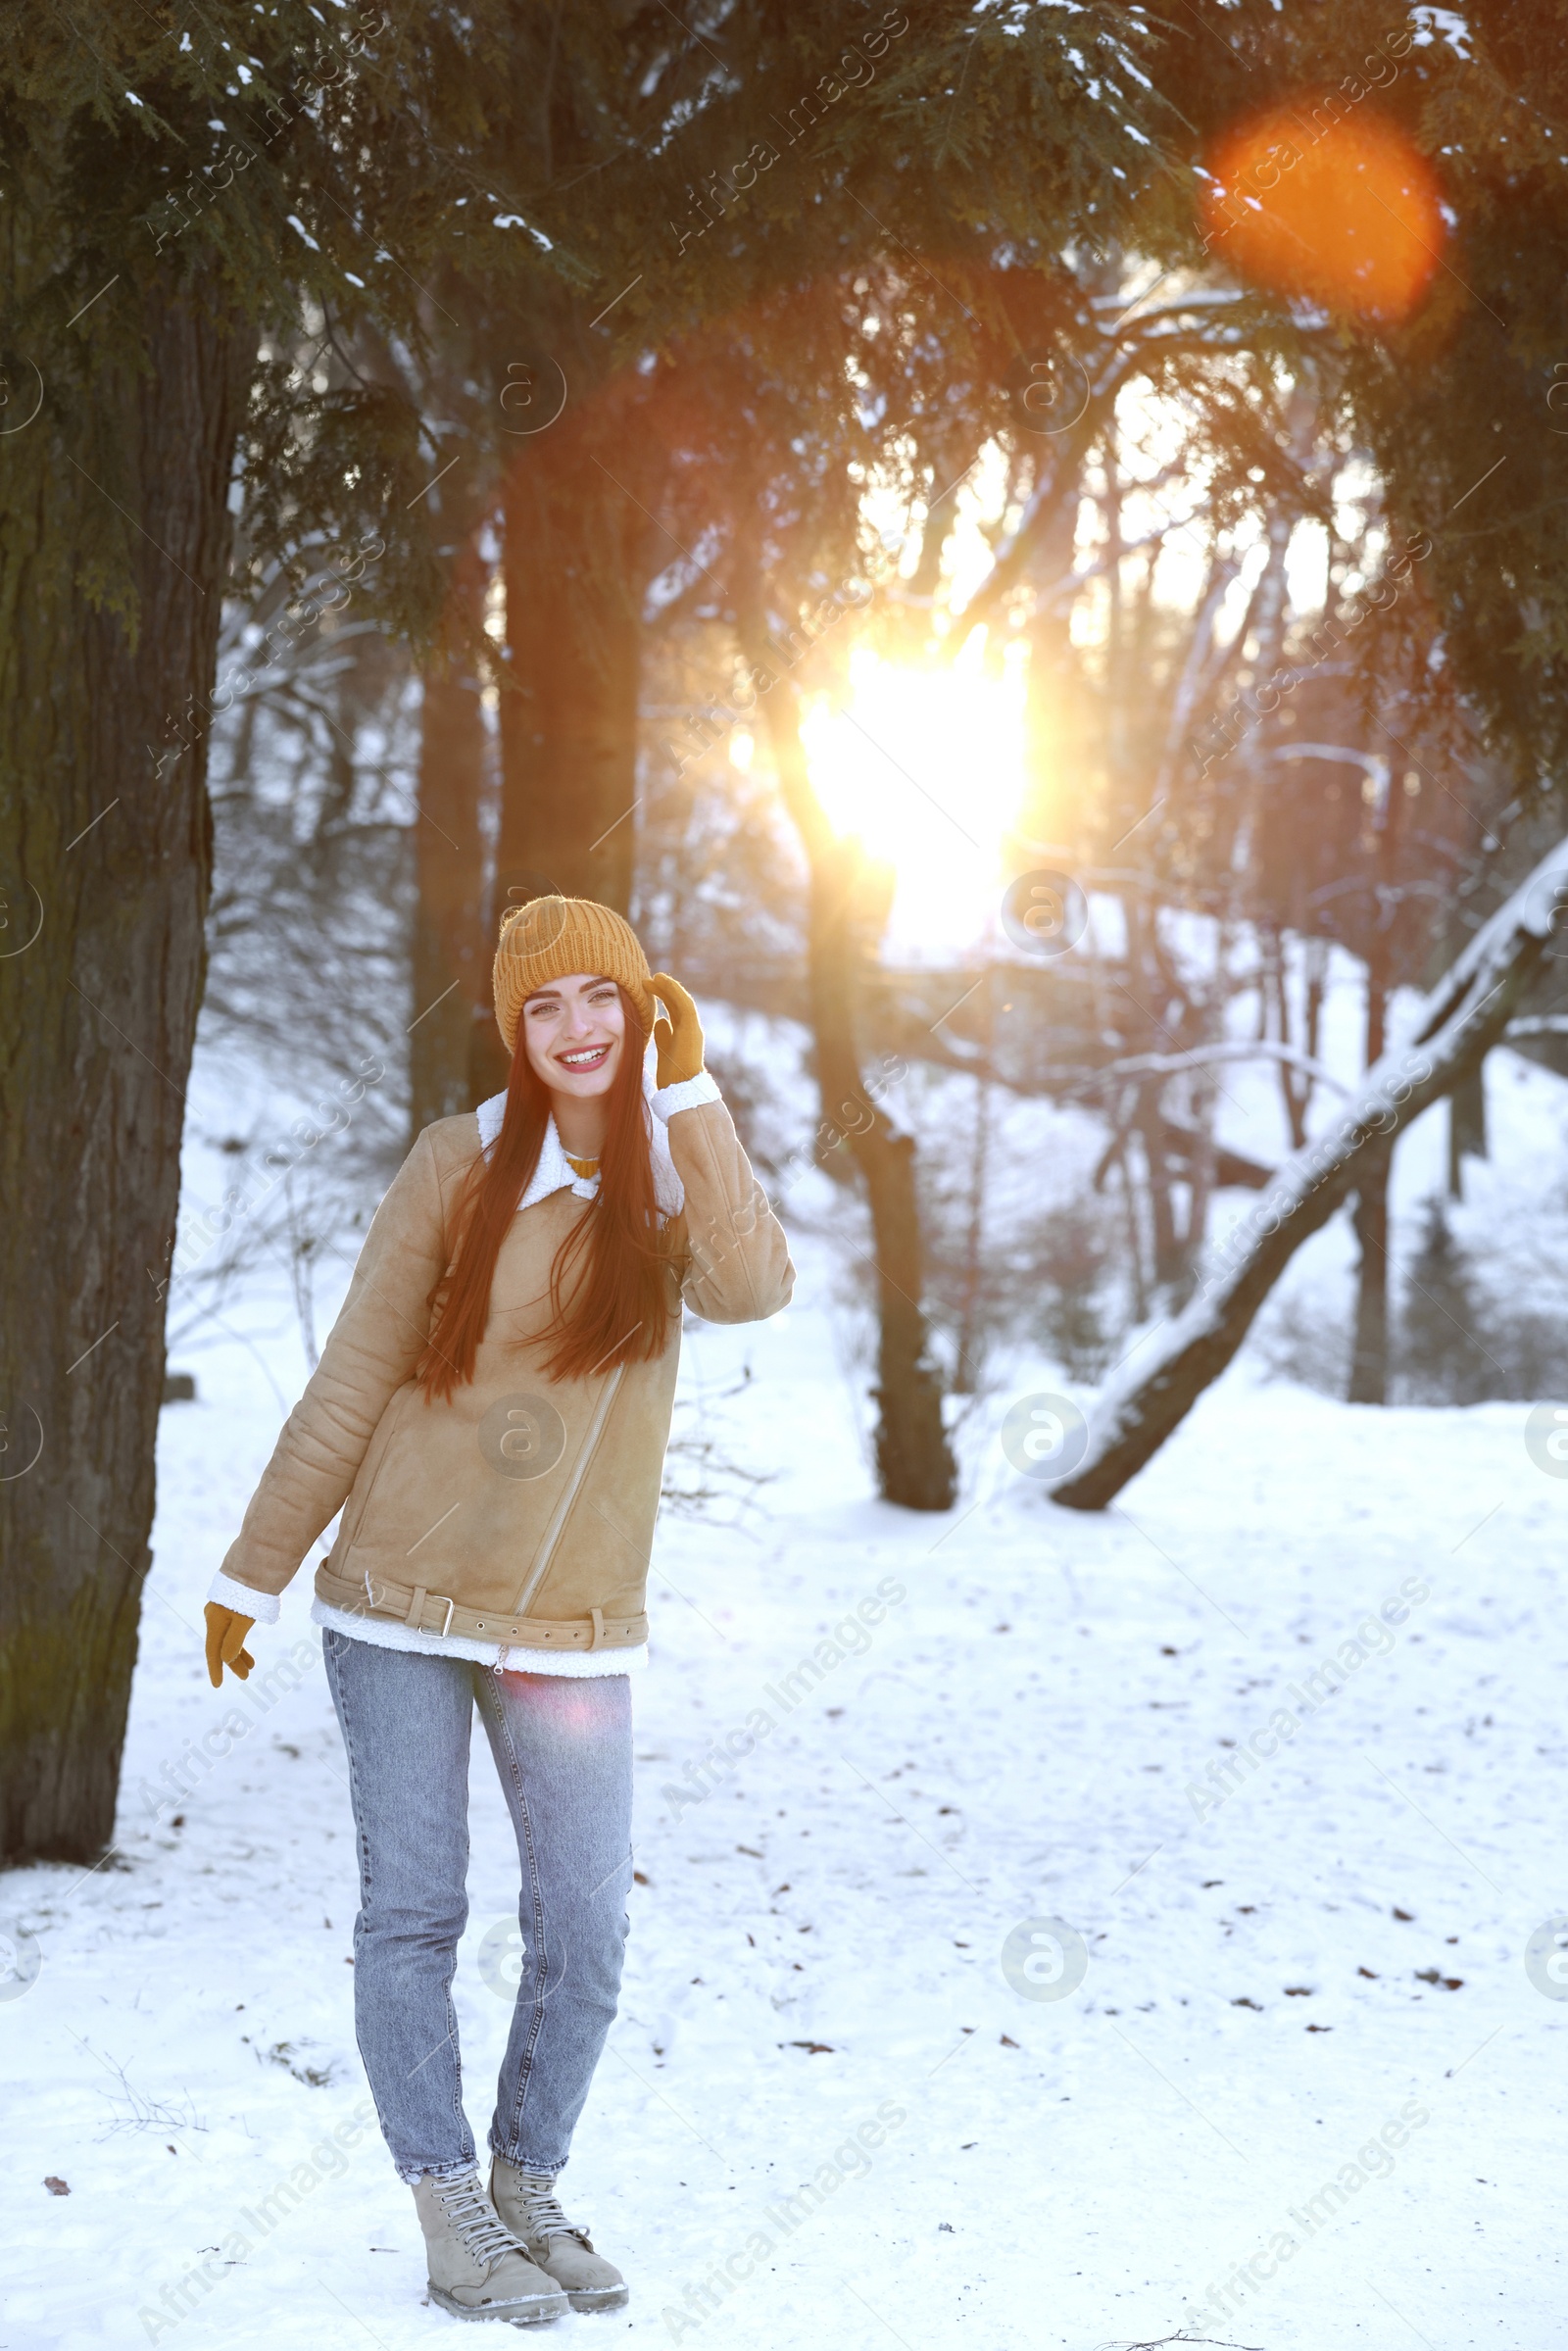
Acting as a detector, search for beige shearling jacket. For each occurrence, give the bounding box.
[208,1082,793,1672]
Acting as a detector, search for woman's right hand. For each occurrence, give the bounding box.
[204,1602,256,1688]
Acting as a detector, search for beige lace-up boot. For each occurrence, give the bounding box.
[411,2170,569,2325]
[489,2157,628,2312]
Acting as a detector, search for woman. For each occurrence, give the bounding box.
[203,896,793,2326]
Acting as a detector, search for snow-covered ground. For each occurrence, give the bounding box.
[4,1204,1565,2351]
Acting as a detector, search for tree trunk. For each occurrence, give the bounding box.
[1124,891,1184,1298]
[496,432,644,913]
[471,430,649,1103]
[953,1048,994,1397]
[1348,959,1391,1406]
[1263,926,1311,1151]
[1177,1067,1218,1306]
[410,538,489,1141]
[1016,484,1093,857]
[739,596,956,1510]
[1446,1060,1487,1199]
[1134,1082,1182,1292]
[1051,830,1568,1510]
[1348,763,1401,1405]
[1348,1140,1393,1403]
[0,283,251,1860]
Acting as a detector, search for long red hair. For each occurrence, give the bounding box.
[416,986,682,1399]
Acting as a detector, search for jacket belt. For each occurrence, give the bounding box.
[316,1561,646,1650]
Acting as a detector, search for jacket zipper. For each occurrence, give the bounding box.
[510,1363,626,1618]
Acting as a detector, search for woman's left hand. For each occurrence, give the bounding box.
[649,973,705,1089]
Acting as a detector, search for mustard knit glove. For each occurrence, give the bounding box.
[204,1601,256,1688]
[649,973,705,1089]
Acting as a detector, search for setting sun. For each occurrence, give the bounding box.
[799,637,1030,954]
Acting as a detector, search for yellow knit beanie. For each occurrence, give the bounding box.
[492,897,655,1053]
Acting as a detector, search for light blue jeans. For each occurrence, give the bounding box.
[322,1629,633,2181]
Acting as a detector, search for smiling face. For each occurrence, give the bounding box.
[520,972,627,1103]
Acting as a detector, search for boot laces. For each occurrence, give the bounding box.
[437,2175,524,2267]
[514,2171,589,2246]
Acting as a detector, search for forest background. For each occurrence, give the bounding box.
[6,0,1568,1861]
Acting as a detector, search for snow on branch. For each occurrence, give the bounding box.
[1051,831,1568,1511]
[1057,1040,1348,1099]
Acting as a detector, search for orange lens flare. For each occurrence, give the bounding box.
[498,1672,606,1734]
[1201,102,1445,323]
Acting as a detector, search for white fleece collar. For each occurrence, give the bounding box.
[476,1061,684,1219]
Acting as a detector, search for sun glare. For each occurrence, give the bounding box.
[800,637,1029,957]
